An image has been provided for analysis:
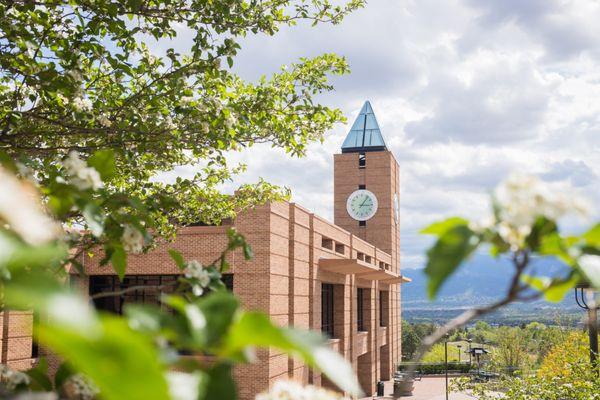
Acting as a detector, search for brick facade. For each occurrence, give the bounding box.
[1,145,408,398]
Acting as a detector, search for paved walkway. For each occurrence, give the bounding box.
[361,376,476,400]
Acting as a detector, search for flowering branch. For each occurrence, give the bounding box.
[410,173,600,376]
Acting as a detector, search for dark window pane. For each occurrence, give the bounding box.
[321,283,334,338]
[89,275,179,315]
[357,288,365,331]
[222,274,234,291]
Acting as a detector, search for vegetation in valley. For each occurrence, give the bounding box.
[402,319,582,374]
[451,330,600,400]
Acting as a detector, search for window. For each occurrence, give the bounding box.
[321,237,333,250]
[357,288,365,331]
[222,273,234,291]
[89,275,179,315]
[358,153,366,168]
[335,243,345,255]
[31,312,39,358]
[358,184,366,190]
[321,283,334,338]
[359,221,366,227]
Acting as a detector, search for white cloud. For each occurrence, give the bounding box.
[155,1,600,269]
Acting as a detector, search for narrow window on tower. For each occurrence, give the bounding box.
[358,152,366,168]
[359,221,366,227]
[358,184,365,190]
[357,288,365,331]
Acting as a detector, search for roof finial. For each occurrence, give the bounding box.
[341,101,387,153]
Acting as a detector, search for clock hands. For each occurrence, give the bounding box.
[359,197,372,208]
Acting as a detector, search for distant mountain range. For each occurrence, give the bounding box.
[401,254,585,326]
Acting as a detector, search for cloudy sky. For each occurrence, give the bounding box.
[170,0,600,269]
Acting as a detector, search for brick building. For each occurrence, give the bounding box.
[0,101,409,397]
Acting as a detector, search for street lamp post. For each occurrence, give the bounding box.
[444,336,449,400]
[575,282,599,375]
[467,338,472,366]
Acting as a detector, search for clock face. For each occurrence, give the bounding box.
[346,189,378,221]
[393,193,399,225]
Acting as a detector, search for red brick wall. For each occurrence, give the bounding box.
[3,149,405,399]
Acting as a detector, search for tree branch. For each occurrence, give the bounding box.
[406,254,541,377]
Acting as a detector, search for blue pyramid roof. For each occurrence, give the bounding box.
[341,101,387,153]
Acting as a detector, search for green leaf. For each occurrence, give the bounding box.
[82,202,105,237]
[223,312,362,397]
[38,316,170,400]
[110,244,127,280]
[196,291,238,348]
[0,230,67,271]
[48,194,74,218]
[88,149,116,180]
[26,357,53,391]
[525,217,557,251]
[124,304,164,334]
[243,244,253,260]
[55,362,76,389]
[583,223,600,247]
[545,274,580,302]
[577,255,600,289]
[205,363,236,400]
[521,275,549,292]
[539,233,574,266]
[424,224,478,299]
[521,273,579,302]
[421,217,469,236]
[169,249,186,270]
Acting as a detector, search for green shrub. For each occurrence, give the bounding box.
[398,362,472,375]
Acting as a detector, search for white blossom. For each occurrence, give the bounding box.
[16,162,35,181]
[97,114,112,127]
[482,173,591,250]
[121,224,144,254]
[212,98,222,112]
[47,294,97,332]
[181,96,194,105]
[0,167,62,245]
[166,372,202,400]
[72,96,92,112]
[183,260,211,296]
[225,114,237,129]
[64,373,99,400]
[164,116,176,130]
[62,151,103,190]
[67,69,83,82]
[0,364,31,390]
[200,122,210,134]
[57,93,69,105]
[255,380,350,400]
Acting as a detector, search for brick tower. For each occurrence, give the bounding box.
[333,101,402,392]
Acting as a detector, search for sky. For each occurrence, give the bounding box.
[163,0,600,269]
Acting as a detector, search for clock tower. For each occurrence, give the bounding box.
[333,101,402,388]
[334,101,400,274]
